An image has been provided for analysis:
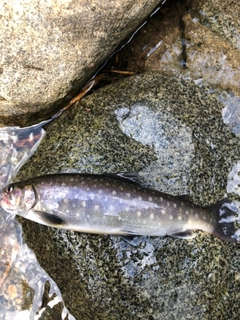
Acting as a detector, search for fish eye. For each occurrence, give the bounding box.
[7,185,14,194]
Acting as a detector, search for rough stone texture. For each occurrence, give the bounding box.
[187,0,240,49]
[15,72,240,319]
[118,0,240,96]
[0,0,161,127]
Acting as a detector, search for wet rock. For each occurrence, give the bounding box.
[118,0,240,96]
[16,72,240,319]
[0,0,161,127]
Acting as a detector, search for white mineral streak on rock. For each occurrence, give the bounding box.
[227,162,240,196]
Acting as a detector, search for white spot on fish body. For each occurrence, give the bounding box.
[137,211,142,217]
[167,202,170,207]
[94,205,100,210]
[126,207,130,212]
[66,210,70,213]
[178,216,182,221]
[12,134,18,143]
[109,205,115,211]
[126,193,131,198]
[169,215,173,220]
[61,183,66,187]
[29,133,34,141]
[185,210,189,215]
[138,196,142,201]
[112,190,117,196]
[161,209,166,215]
[195,213,199,219]
[86,187,90,191]
[148,196,153,202]
[63,198,69,204]
[160,197,163,202]
[82,201,86,207]
[98,189,103,194]
[150,213,154,220]
[173,203,177,208]
[89,194,95,200]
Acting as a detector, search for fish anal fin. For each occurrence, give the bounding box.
[120,235,139,246]
[170,230,196,239]
[34,211,66,226]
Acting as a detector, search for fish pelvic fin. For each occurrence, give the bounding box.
[170,230,196,239]
[208,200,240,242]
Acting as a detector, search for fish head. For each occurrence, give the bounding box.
[1,182,36,216]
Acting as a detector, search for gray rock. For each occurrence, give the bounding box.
[16,72,240,319]
[0,0,161,127]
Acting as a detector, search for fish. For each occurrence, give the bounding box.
[1,173,240,242]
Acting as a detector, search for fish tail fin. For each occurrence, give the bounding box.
[209,200,240,242]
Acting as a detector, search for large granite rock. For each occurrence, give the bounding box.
[0,0,161,127]
[16,72,240,319]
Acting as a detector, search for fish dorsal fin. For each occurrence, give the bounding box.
[103,172,140,185]
[176,195,192,203]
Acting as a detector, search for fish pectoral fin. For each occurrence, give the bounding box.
[34,211,66,226]
[170,230,196,239]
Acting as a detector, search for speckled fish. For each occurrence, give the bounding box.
[1,173,240,242]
